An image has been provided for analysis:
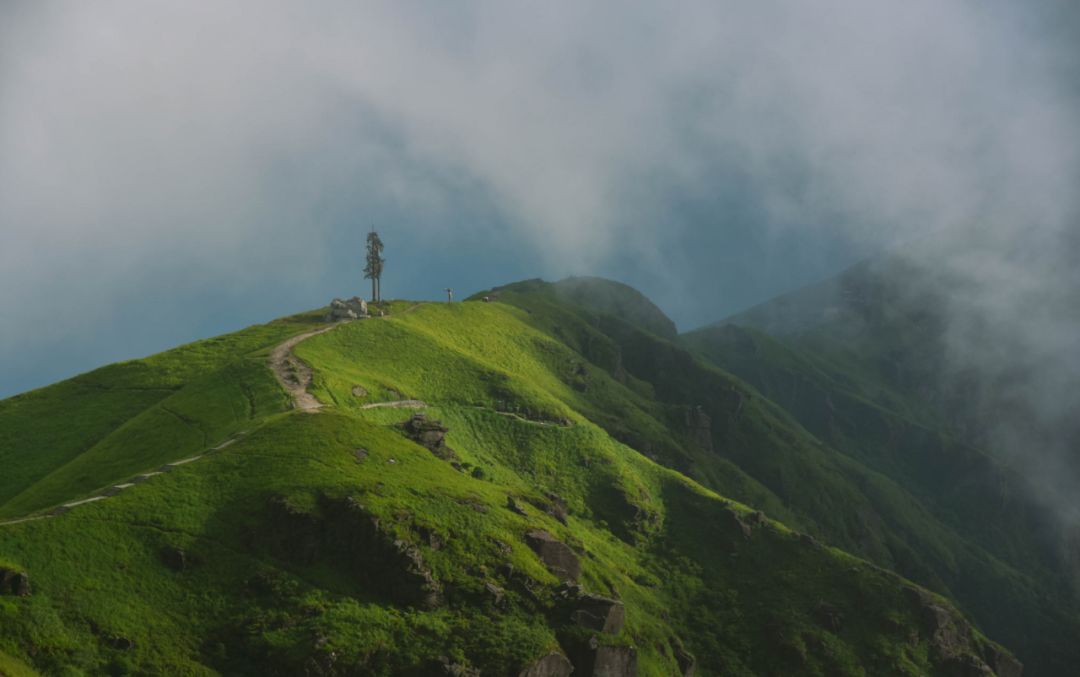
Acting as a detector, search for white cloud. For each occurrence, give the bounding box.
[0,0,1076,409]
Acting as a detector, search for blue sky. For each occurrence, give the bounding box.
[1,1,1077,398]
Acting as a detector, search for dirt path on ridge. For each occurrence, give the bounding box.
[268,323,346,411]
[0,306,433,526]
[359,400,427,410]
[270,302,430,412]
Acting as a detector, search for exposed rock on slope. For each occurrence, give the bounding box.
[564,637,638,677]
[567,593,625,635]
[903,586,1024,677]
[401,412,460,464]
[0,567,30,596]
[263,493,443,609]
[524,529,581,581]
[518,652,574,677]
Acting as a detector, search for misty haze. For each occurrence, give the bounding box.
[1,2,1078,676]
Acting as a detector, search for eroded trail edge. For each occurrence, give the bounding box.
[268,323,345,411]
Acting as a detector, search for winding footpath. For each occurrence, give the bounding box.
[0,434,244,527]
[0,320,353,527]
[268,302,432,411]
[360,400,428,410]
[0,305,438,527]
[267,323,344,411]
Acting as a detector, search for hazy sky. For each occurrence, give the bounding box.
[1,1,1077,398]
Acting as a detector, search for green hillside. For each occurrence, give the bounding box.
[0,312,327,519]
[0,286,1027,675]
[684,262,1080,677]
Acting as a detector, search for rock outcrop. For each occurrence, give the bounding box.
[903,586,1022,676]
[985,646,1024,677]
[716,507,768,545]
[518,652,574,677]
[483,581,506,606]
[532,491,570,525]
[0,568,30,596]
[325,297,368,321]
[264,494,442,609]
[524,529,581,581]
[673,642,696,677]
[569,594,625,635]
[402,413,460,463]
[507,496,529,516]
[436,656,481,676]
[565,636,637,677]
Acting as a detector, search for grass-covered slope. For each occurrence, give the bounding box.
[682,324,1080,676]
[0,313,325,519]
[479,278,1076,676]
[681,323,1053,569]
[477,277,678,340]
[0,293,1021,675]
[679,263,1080,677]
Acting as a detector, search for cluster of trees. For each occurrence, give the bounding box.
[364,230,385,303]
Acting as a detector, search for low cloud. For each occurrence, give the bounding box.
[1,0,1077,451]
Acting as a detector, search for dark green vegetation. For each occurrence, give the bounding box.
[0,280,1033,675]
[684,259,1080,677]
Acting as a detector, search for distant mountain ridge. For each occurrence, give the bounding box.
[479,276,679,340]
[686,258,1080,676]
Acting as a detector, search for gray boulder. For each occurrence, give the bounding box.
[325,296,368,321]
[507,496,529,516]
[567,636,637,677]
[402,413,460,463]
[524,529,581,581]
[543,492,570,525]
[518,652,573,677]
[570,594,625,635]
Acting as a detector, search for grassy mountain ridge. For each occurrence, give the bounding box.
[0,312,326,518]
[0,284,1025,675]
[684,262,1080,676]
